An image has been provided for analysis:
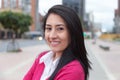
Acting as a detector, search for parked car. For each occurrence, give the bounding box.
[23,31,43,40]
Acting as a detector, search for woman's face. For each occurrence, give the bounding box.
[45,13,70,55]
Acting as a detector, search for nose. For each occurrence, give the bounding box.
[49,29,57,39]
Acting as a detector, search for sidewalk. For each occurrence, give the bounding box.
[0,44,50,80]
[0,39,119,80]
[85,39,120,80]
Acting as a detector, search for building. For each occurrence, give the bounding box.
[84,13,92,31]
[0,0,40,31]
[113,0,120,33]
[62,0,88,31]
[62,0,85,21]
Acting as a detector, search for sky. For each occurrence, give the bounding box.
[39,0,62,15]
[86,0,117,31]
[0,0,118,31]
[0,0,1,7]
[39,0,117,31]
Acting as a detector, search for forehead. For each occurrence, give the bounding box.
[46,13,65,23]
[47,13,62,18]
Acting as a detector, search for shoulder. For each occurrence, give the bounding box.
[55,60,85,80]
[63,60,84,73]
[35,50,50,62]
[37,51,49,59]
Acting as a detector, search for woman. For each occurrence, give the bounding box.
[23,5,91,80]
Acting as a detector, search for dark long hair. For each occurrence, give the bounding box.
[42,5,91,80]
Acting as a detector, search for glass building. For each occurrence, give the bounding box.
[2,0,17,9]
[113,0,120,33]
[62,0,87,31]
[62,0,85,21]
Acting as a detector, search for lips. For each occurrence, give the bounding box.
[50,41,60,47]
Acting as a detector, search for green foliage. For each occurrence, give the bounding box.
[0,11,32,34]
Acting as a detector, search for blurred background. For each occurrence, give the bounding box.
[0,0,120,80]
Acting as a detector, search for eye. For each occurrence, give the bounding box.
[45,27,52,31]
[57,27,64,31]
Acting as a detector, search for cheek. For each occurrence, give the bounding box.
[66,31,70,41]
[66,36,70,46]
[62,33,70,46]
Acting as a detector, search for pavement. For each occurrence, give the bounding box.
[0,39,119,80]
[0,43,50,80]
[86,39,120,80]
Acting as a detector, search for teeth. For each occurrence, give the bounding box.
[51,41,59,45]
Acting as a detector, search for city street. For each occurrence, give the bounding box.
[0,39,120,80]
[0,39,46,52]
[0,0,119,80]
[0,39,50,80]
[86,39,120,80]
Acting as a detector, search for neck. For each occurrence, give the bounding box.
[53,52,62,61]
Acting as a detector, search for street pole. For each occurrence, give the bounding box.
[89,11,94,39]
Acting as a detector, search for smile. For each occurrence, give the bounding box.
[50,41,60,47]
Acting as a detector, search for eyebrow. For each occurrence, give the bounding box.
[46,23,65,27]
[45,24,51,27]
[56,24,65,27]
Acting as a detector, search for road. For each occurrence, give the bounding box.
[86,44,109,80]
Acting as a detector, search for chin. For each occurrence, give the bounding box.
[52,49,63,54]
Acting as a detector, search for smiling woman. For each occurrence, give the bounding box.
[23,5,91,80]
[45,13,70,59]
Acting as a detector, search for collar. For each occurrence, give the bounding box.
[39,51,53,64]
[39,51,60,66]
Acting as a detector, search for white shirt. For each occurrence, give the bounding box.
[39,51,60,80]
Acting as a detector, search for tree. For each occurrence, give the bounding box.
[0,11,32,52]
[16,12,32,36]
[0,11,32,37]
